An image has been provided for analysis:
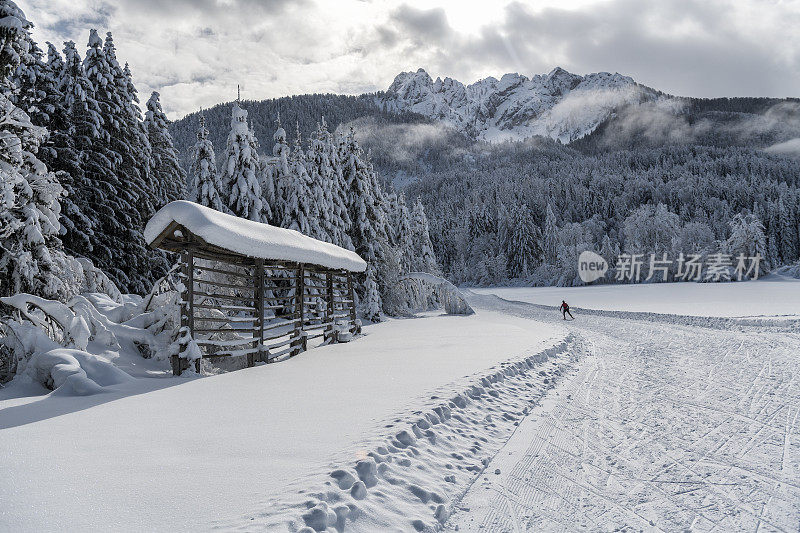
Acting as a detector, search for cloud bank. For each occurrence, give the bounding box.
[18,0,800,119]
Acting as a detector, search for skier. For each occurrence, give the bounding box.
[560,300,574,320]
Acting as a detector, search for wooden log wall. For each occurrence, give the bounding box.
[174,252,360,375]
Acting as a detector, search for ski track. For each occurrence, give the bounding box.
[446,293,800,533]
[214,330,585,532]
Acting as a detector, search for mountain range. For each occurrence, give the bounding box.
[169,67,799,177]
[377,67,662,143]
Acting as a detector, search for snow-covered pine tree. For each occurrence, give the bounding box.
[189,111,224,211]
[81,31,157,293]
[543,202,559,265]
[2,21,46,120]
[221,102,270,223]
[727,213,767,266]
[59,40,106,260]
[307,120,335,242]
[392,192,413,272]
[269,112,290,225]
[105,33,155,223]
[410,196,439,274]
[328,129,353,250]
[362,264,382,322]
[341,128,389,267]
[499,203,541,279]
[145,91,186,206]
[276,123,315,233]
[40,42,94,256]
[0,1,68,298]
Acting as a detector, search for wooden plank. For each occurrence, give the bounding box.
[190,328,256,334]
[193,291,255,302]
[266,346,293,360]
[206,346,260,357]
[194,278,256,291]
[192,303,255,312]
[261,336,294,351]
[195,337,257,347]
[194,264,255,279]
[195,316,258,323]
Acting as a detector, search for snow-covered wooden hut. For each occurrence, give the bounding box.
[145,201,366,375]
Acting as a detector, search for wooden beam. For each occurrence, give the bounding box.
[255,258,265,364]
[347,272,359,335]
[325,271,335,343]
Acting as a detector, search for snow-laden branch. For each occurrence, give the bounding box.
[399,272,474,315]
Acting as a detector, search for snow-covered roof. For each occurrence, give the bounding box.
[145,201,367,272]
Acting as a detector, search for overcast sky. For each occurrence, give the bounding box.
[18,0,800,119]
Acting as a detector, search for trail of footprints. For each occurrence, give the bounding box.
[290,334,584,532]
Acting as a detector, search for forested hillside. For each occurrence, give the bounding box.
[172,84,800,288]
[0,0,441,319]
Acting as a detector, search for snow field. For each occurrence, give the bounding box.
[0,310,564,532]
[472,275,800,318]
[448,290,800,531]
[247,334,585,532]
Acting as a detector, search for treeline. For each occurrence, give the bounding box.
[169,94,426,176]
[407,139,800,286]
[1,5,186,294]
[188,104,440,318]
[0,0,438,318]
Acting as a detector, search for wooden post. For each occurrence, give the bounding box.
[187,251,200,374]
[255,259,265,364]
[325,271,334,343]
[347,272,359,335]
[292,264,306,356]
[173,251,190,376]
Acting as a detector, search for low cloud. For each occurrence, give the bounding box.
[765,138,800,157]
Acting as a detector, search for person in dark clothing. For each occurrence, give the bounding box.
[560,300,574,320]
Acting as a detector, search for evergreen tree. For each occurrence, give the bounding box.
[411,196,438,274]
[41,42,94,255]
[500,203,541,278]
[145,91,186,206]
[307,120,332,241]
[278,123,315,233]
[543,202,559,265]
[221,102,269,222]
[189,111,224,211]
[0,1,66,298]
[392,192,413,272]
[81,31,153,292]
[342,128,389,266]
[104,32,155,223]
[269,112,290,225]
[362,264,382,322]
[60,40,104,259]
[727,213,767,263]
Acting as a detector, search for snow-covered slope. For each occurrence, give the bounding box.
[377,67,661,143]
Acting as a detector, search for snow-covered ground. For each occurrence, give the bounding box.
[0,309,564,531]
[447,290,800,532]
[3,283,799,532]
[472,275,800,318]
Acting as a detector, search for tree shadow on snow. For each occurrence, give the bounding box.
[0,376,190,430]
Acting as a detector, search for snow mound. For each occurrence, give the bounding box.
[25,348,133,396]
[144,201,366,272]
